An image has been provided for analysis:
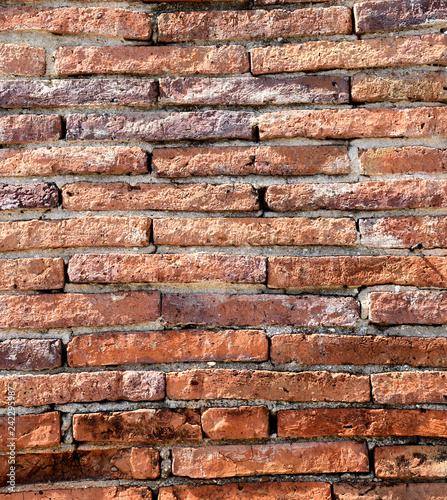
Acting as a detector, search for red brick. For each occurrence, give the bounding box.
[0,370,164,407]
[0,216,150,251]
[66,111,254,142]
[54,46,249,76]
[259,107,447,140]
[201,406,269,440]
[255,0,331,5]
[159,482,331,500]
[0,43,45,76]
[271,333,447,368]
[154,217,356,246]
[158,7,351,42]
[0,487,152,500]
[0,291,160,329]
[0,412,59,450]
[268,256,447,288]
[152,145,350,177]
[68,253,265,284]
[172,442,369,478]
[0,114,61,144]
[62,182,258,212]
[74,409,201,443]
[0,257,63,291]
[0,79,157,108]
[166,369,370,402]
[0,182,59,211]
[370,291,447,325]
[0,7,151,39]
[251,34,447,74]
[278,408,447,438]
[159,76,349,105]
[0,146,147,176]
[162,293,359,327]
[0,447,159,485]
[67,329,268,367]
[334,483,447,499]
[0,338,62,370]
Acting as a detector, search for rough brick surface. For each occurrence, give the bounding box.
[0,115,61,144]
[0,43,45,76]
[0,257,64,291]
[0,488,152,500]
[0,412,60,450]
[334,483,447,499]
[0,338,62,370]
[0,182,59,211]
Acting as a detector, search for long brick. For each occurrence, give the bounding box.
[268,256,447,288]
[0,80,157,108]
[62,182,259,211]
[0,257,64,291]
[334,483,447,499]
[259,107,447,140]
[172,442,369,478]
[54,46,249,76]
[152,145,350,177]
[370,291,447,325]
[201,406,269,440]
[271,333,447,368]
[0,182,58,211]
[0,7,151,39]
[355,0,447,33]
[0,146,147,177]
[154,217,356,246]
[162,293,360,327]
[0,291,160,329]
[0,371,164,406]
[0,43,45,76]
[0,447,159,485]
[159,76,349,105]
[73,409,201,443]
[251,34,447,74]
[255,0,332,5]
[277,408,447,438]
[66,111,254,142]
[159,482,331,500]
[372,371,447,404]
[375,445,447,479]
[0,412,60,450]
[166,369,370,402]
[0,487,153,500]
[67,329,268,367]
[0,338,62,370]
[158,7,351,42]
[0,115,61,144]
[0,216,150,251]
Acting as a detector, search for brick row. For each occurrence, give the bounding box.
[0,488,153,500]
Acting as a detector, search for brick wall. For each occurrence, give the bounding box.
[0,0,447,498]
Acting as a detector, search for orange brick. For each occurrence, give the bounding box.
[0,412,60,450]
[0,257,64,291]
[0,43,45,76]
[334,483,447,499]
[0,487,152,500]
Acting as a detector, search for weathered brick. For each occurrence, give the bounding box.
[74,409,201,443]
[334,483,447,499]
[0,43,45,76]
[152,145,350,177]
[0,216,150,251]
[172,442,369,478]
[370,291,447,325]
[0,79,157,108]
[0,487,153,500]
[0,370,164,406]
[67,329,268,367]
[154,217,356,246]
[66,111,254,142]
[0,291,160,329]
[268,256,447,288]
[0,146,148,177]
[0,447,159,485]
[159,76,349,105]
[55,46,249,76]
[201,406,269,440]
[271,333,447,368]
[355,0,447,33]
[166,369,370,402]
[372,371,447,404]
[62,182,259,211]
[159,482,331,500]
[259,107,447,140]
[0,338,62,370]
[0,7,151,39]
[375,445,447,479]
[255,0,332,5]
[162,293,360,327]
[0,182,59,211]
[278,408,447,438]
[251,34,447,74]
[0,412,60,450]
[0,257,64,291]
[0,115,61,144]
[158,7,351,42]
